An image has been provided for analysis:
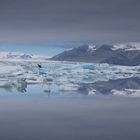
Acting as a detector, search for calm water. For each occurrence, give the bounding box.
[0,82,140,140]
[0,59,140,140]
[0,95,140,140]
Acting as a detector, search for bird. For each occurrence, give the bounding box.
[37,64,42,68]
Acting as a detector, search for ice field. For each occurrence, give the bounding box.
[0,60,140,97]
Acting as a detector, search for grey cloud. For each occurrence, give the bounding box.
[0,0,140,44]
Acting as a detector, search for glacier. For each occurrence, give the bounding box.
[0,60,140,97]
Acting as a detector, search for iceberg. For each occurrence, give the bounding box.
[0,60,139,96]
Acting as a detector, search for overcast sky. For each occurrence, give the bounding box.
[0,0,140,45]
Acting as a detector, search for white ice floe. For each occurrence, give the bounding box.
[0,60,140,94]
[0,62,25,77]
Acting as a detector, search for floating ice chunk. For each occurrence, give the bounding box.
[82,65,96,70]
[0,60,140,95]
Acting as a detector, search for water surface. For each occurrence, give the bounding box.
[0,60,140,140]
[0,96,140,140]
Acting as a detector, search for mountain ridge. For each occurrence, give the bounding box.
[0,51,47,60]
[51,43,140,66]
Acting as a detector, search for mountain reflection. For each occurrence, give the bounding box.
[79,77,140,96]
[0,77,140,97]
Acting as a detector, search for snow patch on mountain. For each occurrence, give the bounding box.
[88,45,96,51]
[85,42,140,51]
[112,43,140,51]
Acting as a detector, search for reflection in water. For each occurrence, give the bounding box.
[0,62,140,140]
[13,78,27,93]
[0,77,140,97]
[0,60,140,97]
[0,78,27,93]
[79,77,140,96]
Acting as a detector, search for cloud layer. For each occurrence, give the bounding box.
[0,0,140,44]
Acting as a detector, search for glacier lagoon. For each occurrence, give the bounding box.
[0,60,140,97]
[0,60,140,140]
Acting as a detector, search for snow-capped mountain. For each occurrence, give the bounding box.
[112,42,140,51]
[51,43,140,66]
[0,52,47,60]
